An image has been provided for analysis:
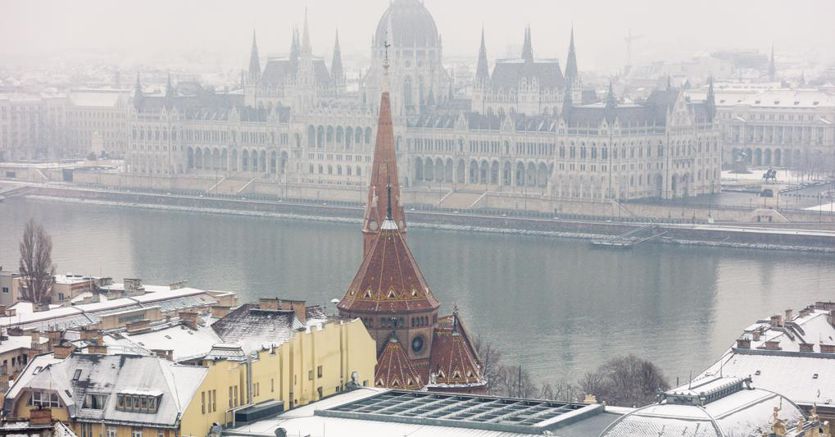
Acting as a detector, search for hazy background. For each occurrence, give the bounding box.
[2,0,834,72]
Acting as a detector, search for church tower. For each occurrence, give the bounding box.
[331,30,345,95]
[473,27,490,114]
[564,27,582,103]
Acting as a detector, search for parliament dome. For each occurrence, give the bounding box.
[374,0,439,48]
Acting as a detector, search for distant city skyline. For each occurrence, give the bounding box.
[2,0,834,72]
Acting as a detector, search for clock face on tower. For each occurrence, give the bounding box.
[411,335,424,354]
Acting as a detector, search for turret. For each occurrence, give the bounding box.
[475,27,490,85]
[248,29,261,82]
[605,81,617,123]
[521,25,534,63]
[331,30,345,92]
[705,77,716,122]
[565,26,578,84]
[165,72,174,99]
[133,73,144,111]
[768,44,776,82]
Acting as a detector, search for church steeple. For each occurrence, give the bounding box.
[248,29,261,82]
[476,27,490,85]
[768,44,776,82]
[361,81,405,255]
[565,26,578,84]
[521,25,533,63]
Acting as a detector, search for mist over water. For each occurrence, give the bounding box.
[2,197,831,383]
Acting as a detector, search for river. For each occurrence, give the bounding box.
[0,196,832,385]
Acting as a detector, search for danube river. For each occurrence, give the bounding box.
[1,197,833,384]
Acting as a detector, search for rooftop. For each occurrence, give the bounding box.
[226,388,623,437]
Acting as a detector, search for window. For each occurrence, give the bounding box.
[132,429,142,437]
[317,366,323,378]
[107,428,117,437]
[81,424,93,437]
[201,391,206,414]
[83,394,108,410]
[211,389,216,413]
[228,387,233,408]
[115,393,161,413]
[29,391,60,408]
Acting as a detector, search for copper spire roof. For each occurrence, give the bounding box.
[374,337,423,390]
[339,219,439,314]
[362,90,405,255]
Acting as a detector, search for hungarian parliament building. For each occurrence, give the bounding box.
[126,0,721,201]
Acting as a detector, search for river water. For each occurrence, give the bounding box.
[1,196,832,385]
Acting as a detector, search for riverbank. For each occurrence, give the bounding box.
[15,184,835,254]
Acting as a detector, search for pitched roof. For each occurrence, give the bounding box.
[211,304,303,354]
[428,313,486,389]
[260,58,331,87]
[374,338,423,389]
[5,354,207,428]
[339,223,439,315]
[490,59,565,90]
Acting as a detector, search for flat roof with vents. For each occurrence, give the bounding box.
[315,390,603,434]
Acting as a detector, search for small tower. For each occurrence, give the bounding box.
[133,73,144,112]
[768,44,777,82]
[248,30,261,83]
[705,77,716,122]
[331,30,345,95]
[521,25,534,63]
[564,26,582,102]
[604,81,617,124]
[475,27,490,86]
[165,72,175,99]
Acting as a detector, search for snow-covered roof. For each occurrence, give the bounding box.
[600,377,806,437]
[689,87,835,109]
[4,353,207,428]
[211,304,303,355]
[0,286,217,332]
[696,303,835,408]
[0,334,46,355]
[68,90,127,108]
[105,323,222,362]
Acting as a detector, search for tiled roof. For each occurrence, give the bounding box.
[211,304,303,354]
[428,313,486,389]
[374,338,423,389]
[340,223,440,315]
[490,59,565,90]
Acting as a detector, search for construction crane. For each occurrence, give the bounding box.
[624,29,645,73]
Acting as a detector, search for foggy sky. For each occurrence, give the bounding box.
[2,0,834,72]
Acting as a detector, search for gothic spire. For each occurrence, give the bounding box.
[290,26,300,69]
[521,25,533,63]
[565,26,578,83]
[165,72,174,99]
[362,86,405,255]
[705,77,716,122]
[476,27,490,84]
[605,81,617,123]
[301,7,312,56]
[133,72,144,111]
[331,30,344,84]
[768,44,776,81]
[248,29,261,81]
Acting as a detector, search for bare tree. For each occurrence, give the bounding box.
[496,365,538,398]
[473,336,504,395]
[580,355,670,407]
[18,219,55,305]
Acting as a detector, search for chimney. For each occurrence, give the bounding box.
[123,278,145,296]
[87,343,107,355]
[763,340,781,350]
[29,407,53,425]
[46,330,62,349]
[769,314,783,328]
[258,298,279,310]
[53,343,76,359]
[799,343,815,353]
[736,339,751,349]
[784,309,794,321]
[211,305,230,319]
[752,330,762,341]
[179,311,199,329]
[829,310,835,328]
[821,343,835,354]
[80,327,102,342]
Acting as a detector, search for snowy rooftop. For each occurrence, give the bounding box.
[104,322,222,362]
[226,388,622,437]
[0,334,47,355]
[688,87,835,109]
[697,302,835,409]
[600,377,806,437]
[4,353,207,428]
[67,89,127,108]
[0,286,218,332]
[210,304,303,355]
